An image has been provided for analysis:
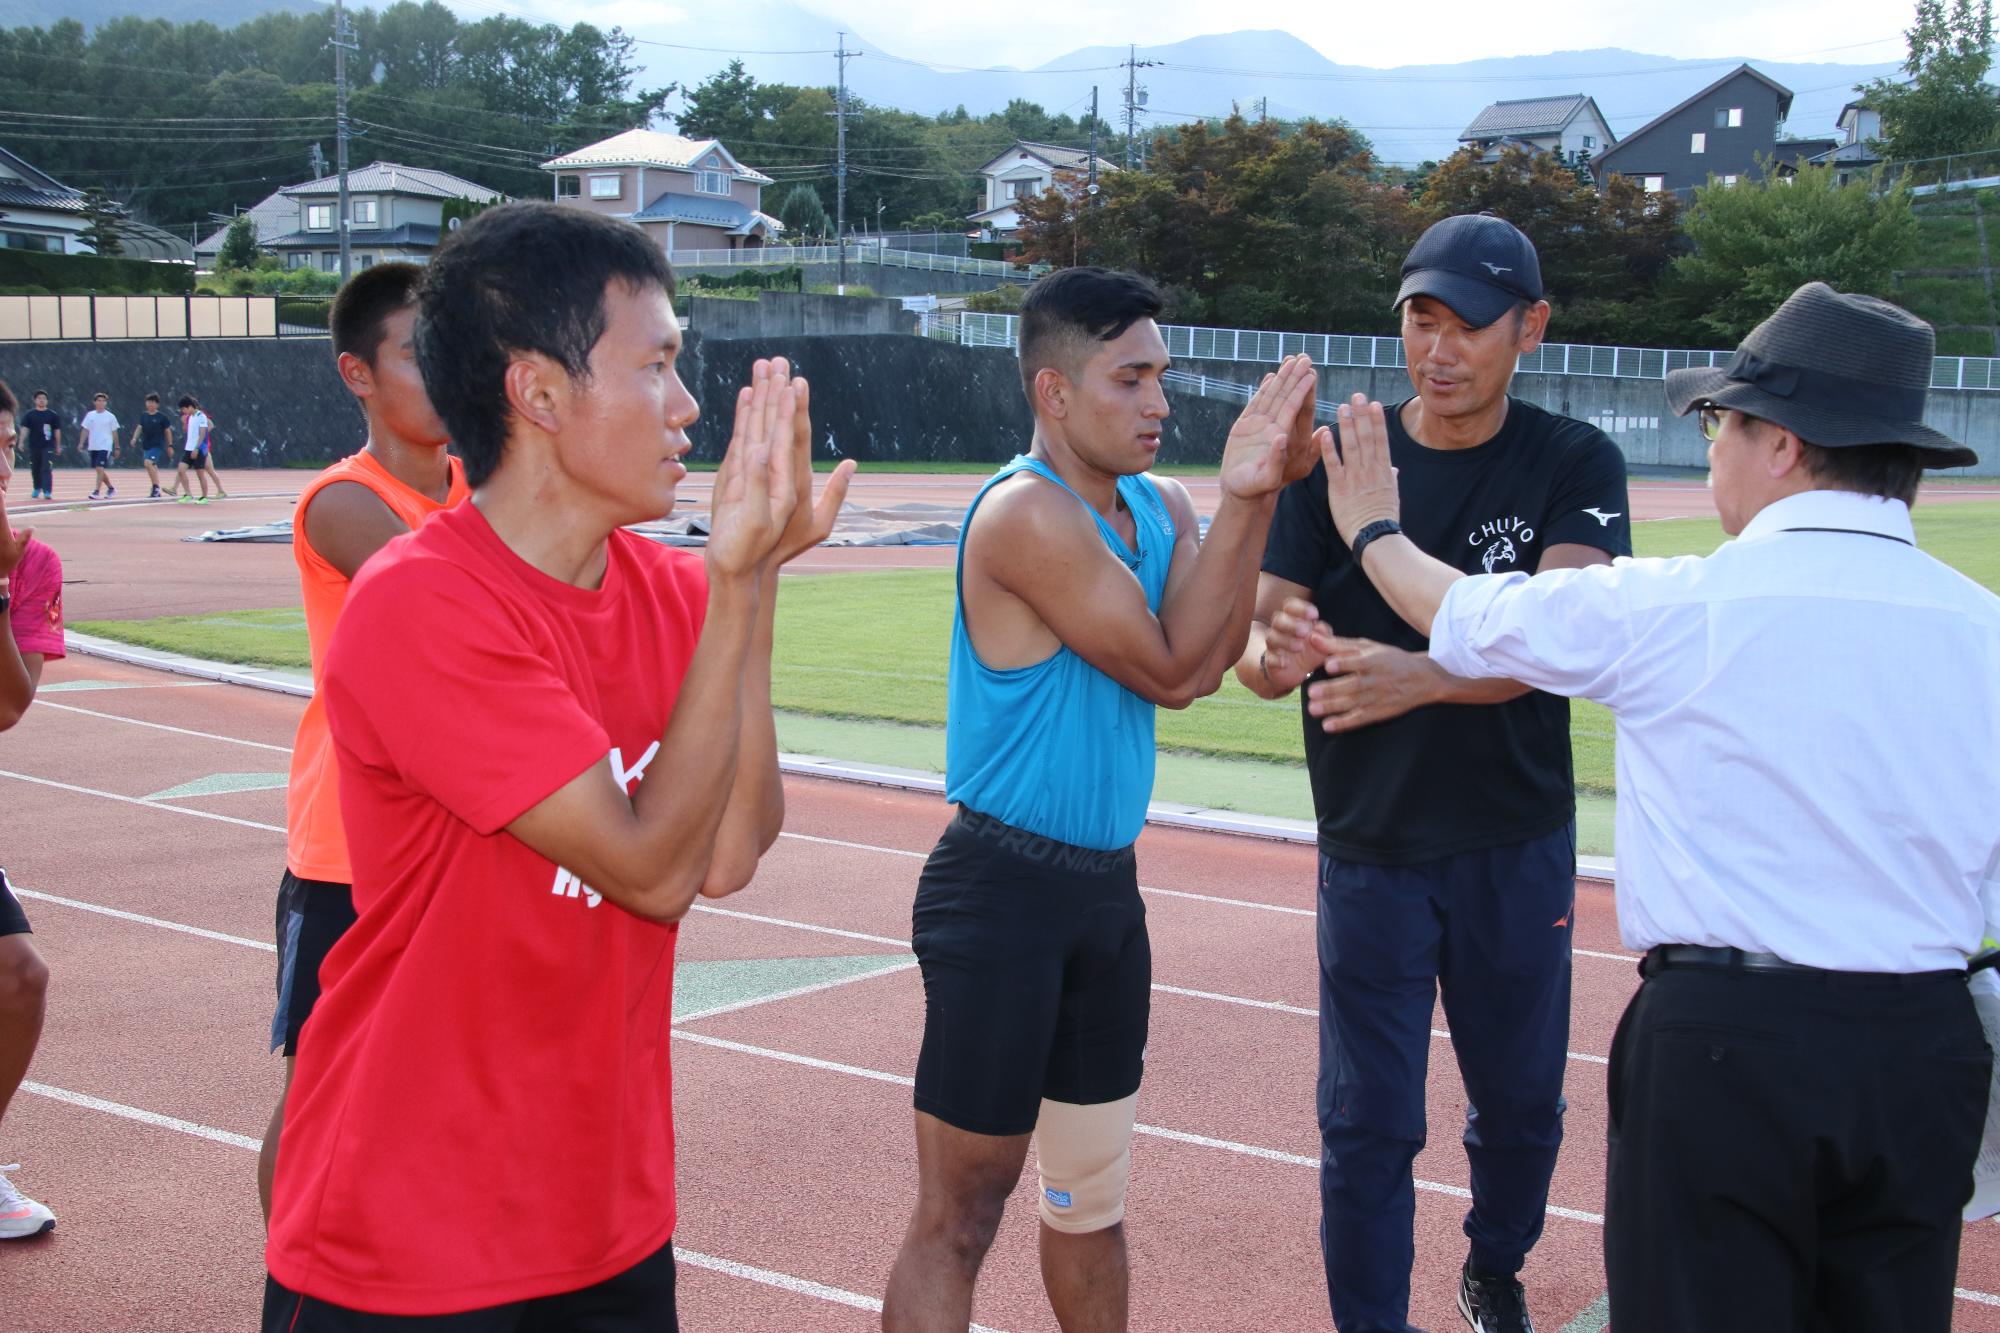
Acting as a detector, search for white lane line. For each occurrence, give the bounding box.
[20,1081,961,1328]
[20,1082,263,1151]
[672,1249,1009,1332]
[0,769,285,833]
[1140,883,1314,917]
[674,960,917,1025]
[1574,948,1640,964]
[11,887,274,953]
[32,701,293,753]
[674,1031,1610,1224]
[0,780,1625,1062]
[690,903,911,950]
[1958,1288,2000,1307]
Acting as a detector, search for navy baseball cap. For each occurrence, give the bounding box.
[1393,213,1544,329]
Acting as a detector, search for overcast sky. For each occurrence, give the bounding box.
[786,1,1910,73]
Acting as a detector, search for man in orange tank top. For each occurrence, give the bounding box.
[258,262,470,1222]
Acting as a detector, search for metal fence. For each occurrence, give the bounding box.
[0,294,331,341]
[669,244,1048,280]
[929,310,2000,390]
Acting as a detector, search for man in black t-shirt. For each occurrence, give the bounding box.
[1236,215,1632,1333]
[15,392,60,501]
[128,393,176,498]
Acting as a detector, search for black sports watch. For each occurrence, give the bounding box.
[1349,519,1403,564]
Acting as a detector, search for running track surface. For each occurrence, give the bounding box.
[3,655,1998,1331]
[22,466,2000,624]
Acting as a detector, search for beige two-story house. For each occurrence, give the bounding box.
[543,130,780,254]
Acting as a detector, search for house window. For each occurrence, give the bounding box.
[1582,134,1595,149]
[1690,132,1706,154]
[697,170,729,196]
[1643,175,1666,193]
[320,252,339,272]
[307,204,333,230]
[1,231,61,252]
[351,199,378,225]
[556,174,580,199]
[1715,107,1743,129]
[285,252,310,269]
[1721,174,1739,187]
[589,174,622,200]
[355,253,377,268]
[1008,178,1041,201]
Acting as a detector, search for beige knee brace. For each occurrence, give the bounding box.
[1033,1091,1139,1233]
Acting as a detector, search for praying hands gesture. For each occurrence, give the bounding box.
[1218,355,1324,501]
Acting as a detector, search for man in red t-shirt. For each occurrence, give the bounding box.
[0,384,64,1240]
[263,203,854,1329]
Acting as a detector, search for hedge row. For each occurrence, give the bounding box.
[0,249,194,295]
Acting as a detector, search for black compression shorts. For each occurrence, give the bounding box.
[0,868,29,938]
[911,806,1151,1137]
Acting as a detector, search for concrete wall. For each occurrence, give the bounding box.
[4,333,1993,477]
[684,292,918,340]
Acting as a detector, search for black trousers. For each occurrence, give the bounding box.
[1605,960,1990,1333]
[28,445,52,494]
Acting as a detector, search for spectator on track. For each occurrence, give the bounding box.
[0,379,66,1241]
[881,267,1321,1333]
[1235,214,1631,1333]
[78,392,118,500]
[173,395,213,504]
[256,262,470,1227]
[1318,282,1998,1332]
[262,202,853,1330]
[16,391,60,502]
[129,394,176,498]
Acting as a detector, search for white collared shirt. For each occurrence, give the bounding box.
[1430,489,2000,973]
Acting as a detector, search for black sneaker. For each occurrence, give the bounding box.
[1458,1263,1532,1333]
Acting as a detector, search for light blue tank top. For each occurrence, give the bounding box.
[945,456,1177,851]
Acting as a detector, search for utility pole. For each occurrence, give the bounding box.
[331,0,358,283]
[1122,45,1155,170]
[832,32,855,292]
[1087,86,1100,205]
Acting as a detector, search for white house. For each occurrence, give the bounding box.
[0,145,191,262]
[968,142,1119,237]
[1457,95,1616,166]
[544,130,779,253]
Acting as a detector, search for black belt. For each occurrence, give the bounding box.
[1642,945,1969,982]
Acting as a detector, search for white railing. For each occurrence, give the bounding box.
[924,311,2000,390]
[668,243,1048,280]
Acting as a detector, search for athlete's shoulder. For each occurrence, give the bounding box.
[614,527,704,583]
[14,536,59,589]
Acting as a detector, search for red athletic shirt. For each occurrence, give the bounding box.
[265,502,709,1315]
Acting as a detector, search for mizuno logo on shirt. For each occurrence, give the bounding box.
[1584,508,1622,526]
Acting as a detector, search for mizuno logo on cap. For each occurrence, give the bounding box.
[1480,262,1512,276]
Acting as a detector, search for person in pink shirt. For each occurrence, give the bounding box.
[0,378,63,1239]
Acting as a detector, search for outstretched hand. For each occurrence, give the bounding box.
[1260,595,1336,694]
[706,357,804,579]
[770,376,857,566]
[1218,354,1322,501]
[1322,393,1400,547]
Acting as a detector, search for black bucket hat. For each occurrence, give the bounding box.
[1664,282,1976,469]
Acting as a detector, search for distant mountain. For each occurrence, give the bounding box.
[0,0,323,31]
[620,14,1898,165]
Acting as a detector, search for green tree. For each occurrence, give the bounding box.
[777,184,831,240]
[77,188,125,256]
[1020,114,1409,333]
[216,213,262,269]
[1862,0,1999,167]
[1417,146,1686,343]
[1665,164,1917,342]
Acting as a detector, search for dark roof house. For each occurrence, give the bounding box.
[1595,64,1798,195]
[1458,95,1616,165]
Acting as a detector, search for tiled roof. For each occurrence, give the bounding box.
[282,162,503,202]
[630,191,778,234]
[0,182,82,213]
[263,223,443,250]
[1461,95,1590,141]
[543,130,775,185]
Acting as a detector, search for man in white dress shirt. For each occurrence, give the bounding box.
[1304,281,1998,1333]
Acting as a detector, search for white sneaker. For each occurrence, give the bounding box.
[0,1163,55,1238]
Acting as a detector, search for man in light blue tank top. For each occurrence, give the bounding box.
[882,268,1327,1332]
